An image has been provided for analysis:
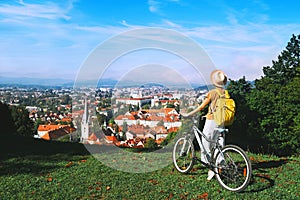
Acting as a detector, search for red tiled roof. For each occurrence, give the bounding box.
[164,108,179,115]
[41,133,50,140]
[164,115,180,122]
[40,128,69,140]
[152,126,167,134]
[63,126,76,133]
[88,133,98,141]
[38,125,68,132]
[156,138,165,145]
[72,110,84,115]
[115,114,135,120]
[168,127,179,133]
[61,117,72,122]
[148,115,164,121]
[117,97,152,100]
[106,135,117,141]
[163,94,173,97]
[128,124,149,134]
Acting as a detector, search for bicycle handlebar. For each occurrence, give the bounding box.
[180,113,229,133]
[179,113,203,122]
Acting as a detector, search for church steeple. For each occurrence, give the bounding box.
[82,97,89,124]
[81,97,89,142]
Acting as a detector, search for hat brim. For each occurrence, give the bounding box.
[210,69,227,87]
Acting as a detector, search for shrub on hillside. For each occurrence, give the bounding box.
[0,102,34,137]
[144,138,158,149]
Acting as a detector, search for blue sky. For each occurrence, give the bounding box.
[0,0,300,84]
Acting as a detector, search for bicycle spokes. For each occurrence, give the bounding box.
[214,145,252,192]
[173,137,195,173]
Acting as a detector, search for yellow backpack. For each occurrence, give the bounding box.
[212,89,236,126]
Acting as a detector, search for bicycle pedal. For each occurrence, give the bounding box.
[179,152,187,157]
[214,128,228,133]
[207,170,215,181]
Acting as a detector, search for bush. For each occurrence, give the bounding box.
[0,102,34,137]
[144,138,158,149]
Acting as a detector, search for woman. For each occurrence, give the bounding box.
[182,69,228,180]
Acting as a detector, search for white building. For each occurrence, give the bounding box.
[116,97,152,108]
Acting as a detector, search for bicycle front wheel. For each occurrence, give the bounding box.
[214,145,252,192]
[172,137,195,173]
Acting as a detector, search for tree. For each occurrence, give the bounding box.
[34,118,45,132]
[96,113,106,126]
[161,131,177,146]
[261,34,300,86]
[0,102,34,137]
[248,34,300,155]
[61,94,72,105]
[122,121,128,134]
[142,104,150,109]
[226,77,252,132]
[144,138,158,149]
[226,77,265,150]
[166,103,175,108]
[0,102,15,134]
[9,105,34,137]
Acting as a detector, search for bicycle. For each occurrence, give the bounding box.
[172,115,252,192]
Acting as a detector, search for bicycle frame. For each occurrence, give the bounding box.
[182,118,227,168]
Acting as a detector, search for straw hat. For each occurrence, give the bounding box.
[210,69,227,88]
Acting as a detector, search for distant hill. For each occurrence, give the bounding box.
[193,84,210,91]
[0,76,119,88]
[0,76,74,87]
[0,76,240,89]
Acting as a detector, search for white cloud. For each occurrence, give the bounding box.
[162,19,181,28]
[75,25,128,35]
[166,21,300,80]
[1,1,299,82]
[148,0,161,13]
[147,0,181,15]
[226,12,239,25]
[0,0,74,20]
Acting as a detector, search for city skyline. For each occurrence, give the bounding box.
[1,0,300,84]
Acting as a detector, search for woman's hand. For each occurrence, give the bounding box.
[180,113,189,118]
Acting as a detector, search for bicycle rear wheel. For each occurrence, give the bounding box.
[214,145,252,192]
[172,137,195,173]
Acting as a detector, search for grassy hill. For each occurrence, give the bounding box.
[0,135,299,199]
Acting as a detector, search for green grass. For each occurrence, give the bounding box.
[0,135,299,199]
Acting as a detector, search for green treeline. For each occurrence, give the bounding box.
[227,34,300,156]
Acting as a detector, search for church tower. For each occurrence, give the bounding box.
[81,97,89,143]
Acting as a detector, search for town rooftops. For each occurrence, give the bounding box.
[38,124,68,132]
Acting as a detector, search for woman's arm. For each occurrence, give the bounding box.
[183,93,211,117]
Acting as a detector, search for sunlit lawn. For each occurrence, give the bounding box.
[0,137,299,199]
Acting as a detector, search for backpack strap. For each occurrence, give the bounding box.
[214,88,225,97]
[215,89,231,99]
[209,89,224,113]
